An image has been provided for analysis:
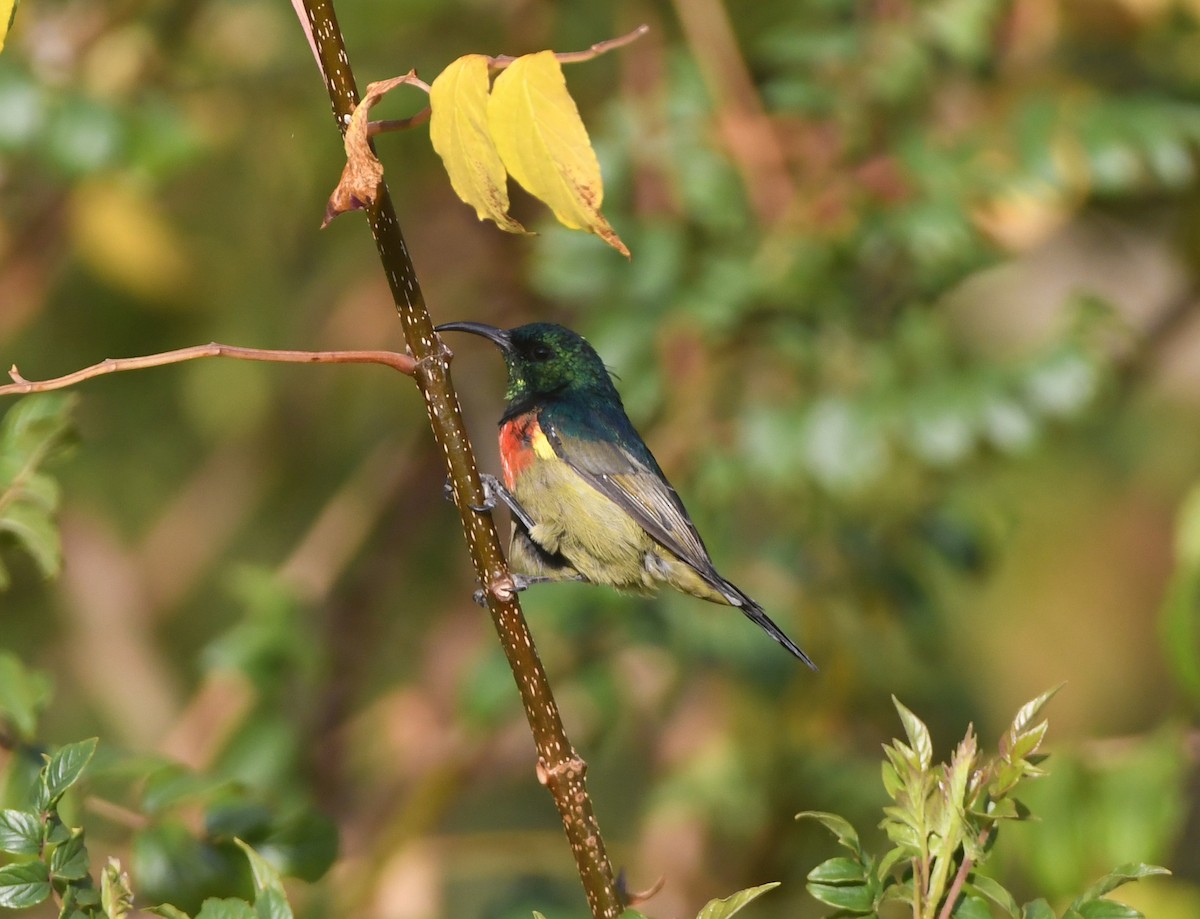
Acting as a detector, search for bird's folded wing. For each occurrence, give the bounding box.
[540,415,722,584]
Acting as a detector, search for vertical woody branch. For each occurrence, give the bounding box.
[296,2,622,916]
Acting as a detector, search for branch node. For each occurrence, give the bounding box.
[537,754,586,787]
[488,573,518,603]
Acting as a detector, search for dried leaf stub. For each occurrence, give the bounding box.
[487,51,629,257]
[322,73,421,228]
[429,55,526,234]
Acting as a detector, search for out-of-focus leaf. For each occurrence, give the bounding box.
[250,808,337,883]
[1162,487,1200,701]
[149,906,192,919]
[69,177,192,301]
[429,54,524,233]
[0,395,75,588]
[0,860,51,908]
[133,822,249,913]
[695,882,780,918]
[142,764,231,816]
[488,51,628,256]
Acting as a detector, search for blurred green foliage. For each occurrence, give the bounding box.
[2,0,1200,917]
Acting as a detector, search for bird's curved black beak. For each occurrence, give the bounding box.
[434,321,514,354]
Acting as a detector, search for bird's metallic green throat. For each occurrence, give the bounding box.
[436,321,620,416]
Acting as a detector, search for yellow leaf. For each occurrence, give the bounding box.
[430,54,525,234]
[0,0,18,53]
[488,51,628,257]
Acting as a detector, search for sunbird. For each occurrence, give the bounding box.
[436,320,816,668]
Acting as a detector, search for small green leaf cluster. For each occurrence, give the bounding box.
[799,690,1169,919]
[0,738,97,911]
[0,654,319,919]
[0,394,75,589]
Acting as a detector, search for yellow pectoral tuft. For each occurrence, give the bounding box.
[529,426,558,461]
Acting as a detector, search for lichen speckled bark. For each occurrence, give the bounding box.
[296,2,622,916]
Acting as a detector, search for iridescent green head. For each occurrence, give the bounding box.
[436,321,618,415]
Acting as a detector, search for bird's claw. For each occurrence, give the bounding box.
[446,475,503,514]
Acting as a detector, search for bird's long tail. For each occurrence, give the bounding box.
[721,580,817,670]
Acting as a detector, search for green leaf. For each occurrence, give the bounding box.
[236,838,293,919]
[0,395,76,586]
[893,696,933,769]
[967,876,1020,917]
[807,856,866,885]
[796,811,863,858]
[806,881,874,913]
[876,845,909,881]
[101,857,134,919]
[148,906,193,919]
[429,54,525,234]
[194,899,255,919]
[50,830,90,880]
[42,738,98,804]
[695,882,780,918]
[1071,864,1170,908]
[0,808,42,854]
[1003,686,1062,758]
[953,895,994,919]
[44,813,70,845]
[487,51,628,256]
[1076,901,1144,919]
[0,652,53,740]
[1022,899,1057,919]
[0,501,61,578]
[253,888,291,919]
[0,860,51,908]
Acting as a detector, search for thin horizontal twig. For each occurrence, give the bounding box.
[0,343,417,397]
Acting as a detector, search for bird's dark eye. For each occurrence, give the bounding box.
[529,344,554,362]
